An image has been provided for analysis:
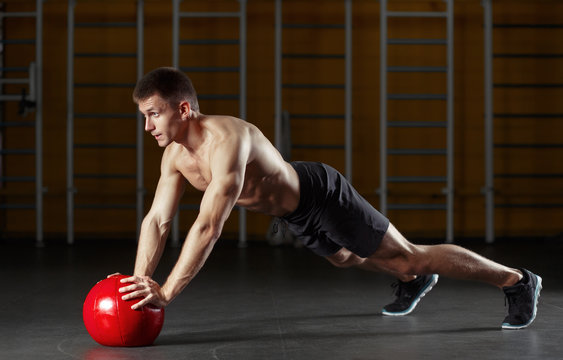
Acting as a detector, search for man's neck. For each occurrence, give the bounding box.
[179,113,206,153]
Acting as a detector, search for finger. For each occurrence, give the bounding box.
[121,289,146,301]
[120,275,138,284]
[131,296,151,310]
[107,272,121,278]
[118,283,141,294]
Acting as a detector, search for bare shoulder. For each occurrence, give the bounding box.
[203,115,255,138]
[202,116,264,166]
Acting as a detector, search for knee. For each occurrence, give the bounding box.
[375,245,430,275]
[326,249,364,268]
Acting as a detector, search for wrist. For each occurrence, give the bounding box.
[160,283,174,306]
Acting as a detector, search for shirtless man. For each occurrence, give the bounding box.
[117,67,541,330]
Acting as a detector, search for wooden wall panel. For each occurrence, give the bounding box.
[2,0,561,241]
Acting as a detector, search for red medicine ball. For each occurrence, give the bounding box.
[83,274,165,347]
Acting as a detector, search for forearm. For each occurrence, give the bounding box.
[157,163,242,305]
[160,221,220,304]
[134,216,170,277]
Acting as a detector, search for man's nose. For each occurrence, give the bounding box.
[144,117,154,132]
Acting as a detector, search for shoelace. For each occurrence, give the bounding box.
[390,281,406,298]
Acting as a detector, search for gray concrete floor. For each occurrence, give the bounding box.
[1,237,562,359]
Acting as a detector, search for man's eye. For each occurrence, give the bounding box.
[152,112,159,117]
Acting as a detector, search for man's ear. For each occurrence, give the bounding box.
[179,101,191,119]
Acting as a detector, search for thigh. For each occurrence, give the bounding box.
[320,166,390,258]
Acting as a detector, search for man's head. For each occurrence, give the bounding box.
[133,67,199,113]
[135,68,200,147]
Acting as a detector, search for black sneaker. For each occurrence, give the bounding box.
[502,268,542,330]
[382,274,439,316]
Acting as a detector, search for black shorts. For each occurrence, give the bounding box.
[282,161,390,258]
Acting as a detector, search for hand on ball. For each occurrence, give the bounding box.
[118,275,168,310]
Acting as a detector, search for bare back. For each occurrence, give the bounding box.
[163,115,300,217]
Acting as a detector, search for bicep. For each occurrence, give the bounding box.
[147,160,186,224]
[197,132,250,229]
[209,130,251,189]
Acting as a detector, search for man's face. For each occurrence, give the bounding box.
[138,94,181,147]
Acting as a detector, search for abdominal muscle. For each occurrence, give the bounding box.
[236,161,300,218]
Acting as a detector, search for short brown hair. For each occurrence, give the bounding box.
[133,67,200,112]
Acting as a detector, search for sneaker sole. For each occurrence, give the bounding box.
[382,274,439,316]
[501,274,542,330]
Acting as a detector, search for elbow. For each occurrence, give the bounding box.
[194,222,222,245]
[209,226,222,244]
[224,185,242,202]
[222,173,244,199]
[141,212,172,238]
